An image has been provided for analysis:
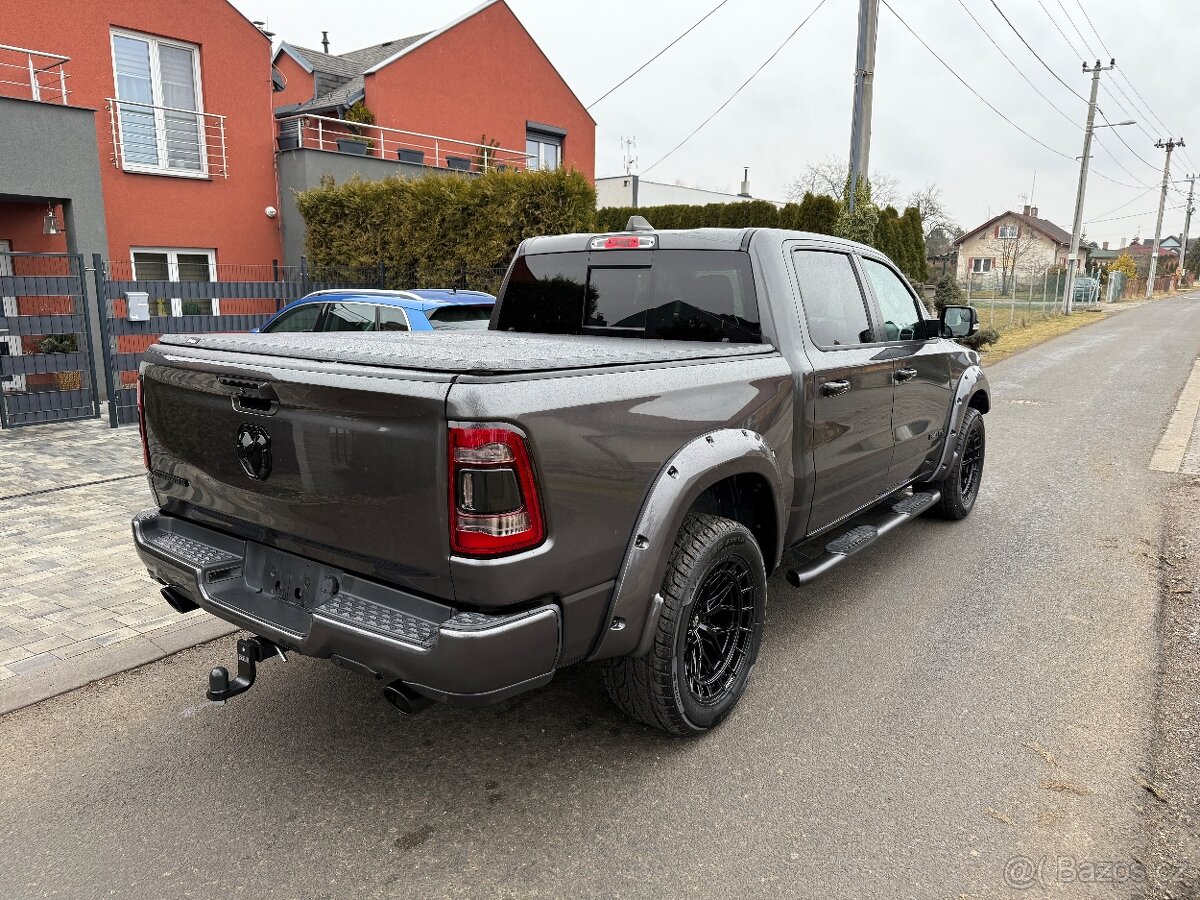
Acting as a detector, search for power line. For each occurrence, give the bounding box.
[954,0,1146,188]
[1021,1,1171,189]
[885,0,1146,190]
[1051,0,1094,59]
[586,0,731,109]
[1088,185,1157,222]
[953,0,1074,127]
[1069,0,1112,58]
[1065,0,1199,172]
[641,0,831,175]
[1087,204,1184,226]
[880,0,1073,162]
[984,0,1086,102]
[1037,0,1086,60]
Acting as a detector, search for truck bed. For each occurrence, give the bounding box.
[157,330,775,374]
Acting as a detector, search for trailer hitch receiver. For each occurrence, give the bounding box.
[207,636,286,702]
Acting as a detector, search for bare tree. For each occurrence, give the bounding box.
[785,155,899,206]
[906,182,958,233]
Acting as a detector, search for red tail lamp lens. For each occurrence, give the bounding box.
[448,426,545,556]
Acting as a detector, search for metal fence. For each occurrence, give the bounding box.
[0,252,100,428]
[92,255,507,426]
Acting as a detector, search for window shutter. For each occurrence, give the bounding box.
[994,226,999,238]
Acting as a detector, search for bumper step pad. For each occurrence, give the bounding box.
[313,592,439,649]
[145,532,238,569]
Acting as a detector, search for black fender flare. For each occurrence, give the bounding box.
[928,365,990,481]
[587,428,788,661]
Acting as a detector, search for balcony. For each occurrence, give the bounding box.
[106,98,228,179]
[275,113,532,172]
[0,43,70,104]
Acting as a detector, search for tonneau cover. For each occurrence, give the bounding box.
[156,330,776,374]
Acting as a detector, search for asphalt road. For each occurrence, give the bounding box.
[3,296,1199,899]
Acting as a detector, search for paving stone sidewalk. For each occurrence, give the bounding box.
[0,416,234,712]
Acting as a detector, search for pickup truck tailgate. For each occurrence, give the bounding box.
[141,343,455,600]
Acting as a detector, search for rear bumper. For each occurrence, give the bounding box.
[131,510,560,706]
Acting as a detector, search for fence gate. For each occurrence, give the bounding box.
[0,251,100,428]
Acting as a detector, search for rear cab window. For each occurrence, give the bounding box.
[791,250,873,349]
[496,249,760,343]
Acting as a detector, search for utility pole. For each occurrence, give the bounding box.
[1177,173,1196,281]
[1063,60,1115,315]
[1147,138,1185,298]
[847,0,879,212]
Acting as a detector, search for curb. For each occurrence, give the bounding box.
[0,616,237,716]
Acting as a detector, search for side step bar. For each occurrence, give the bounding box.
[784,490,941,587]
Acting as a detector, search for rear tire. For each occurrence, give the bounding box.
[920,407,985,521]
[601,513,767,737]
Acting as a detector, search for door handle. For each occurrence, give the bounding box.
[895,367,918,383]
[821,379,851,397]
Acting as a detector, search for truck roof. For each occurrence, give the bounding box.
[518,227,878,256]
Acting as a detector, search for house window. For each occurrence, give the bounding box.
[111,30,205,176]
[970,258,994,274]
[526,131,562,171]
[131,249,218,316]
[998,224,1018,239]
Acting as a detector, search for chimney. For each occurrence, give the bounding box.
[738,167,751,198]
[321,31,330,54]
[1030,206,1038,217]
[1022,204,1031,216]
[1102,241,1108,250]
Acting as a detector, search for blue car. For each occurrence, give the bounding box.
[256,289,495,334]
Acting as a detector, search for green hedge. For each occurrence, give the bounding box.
[295,168,597,291]
[599,192,927,283]
[595,192,843,236]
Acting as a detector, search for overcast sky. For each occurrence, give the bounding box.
[232,0,1198,246]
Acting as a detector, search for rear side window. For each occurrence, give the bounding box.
[792,250,872,348]
[321,302,377,332]
[264,303,322,333]
[496,250,760,343]
[377,306,410,331]
[427,305,493,330]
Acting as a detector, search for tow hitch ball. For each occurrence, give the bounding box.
[207,636,286,702]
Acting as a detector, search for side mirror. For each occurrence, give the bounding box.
[940,305,979,339]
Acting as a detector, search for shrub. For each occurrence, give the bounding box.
[295,167,596,292]
[960,326,999,350]
[38,333,78,354]
[933,274,962,314]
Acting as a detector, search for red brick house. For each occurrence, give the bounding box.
[1,0,284,296]
[269,0,596,264]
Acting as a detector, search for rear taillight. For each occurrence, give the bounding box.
[136,375,150,469]
[448,426,544,557]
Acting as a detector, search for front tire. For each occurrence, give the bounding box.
[601,513,767,737]
[921,407,985,520]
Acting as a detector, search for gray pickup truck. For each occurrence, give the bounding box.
[132,221,990,736]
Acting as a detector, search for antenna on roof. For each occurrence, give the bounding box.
[321,31,330,54]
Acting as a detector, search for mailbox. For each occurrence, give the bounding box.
[126,291,150,322]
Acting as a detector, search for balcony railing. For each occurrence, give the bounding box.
[276,113,534,172]
[106,98,228,178]
[0,43,69,104]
